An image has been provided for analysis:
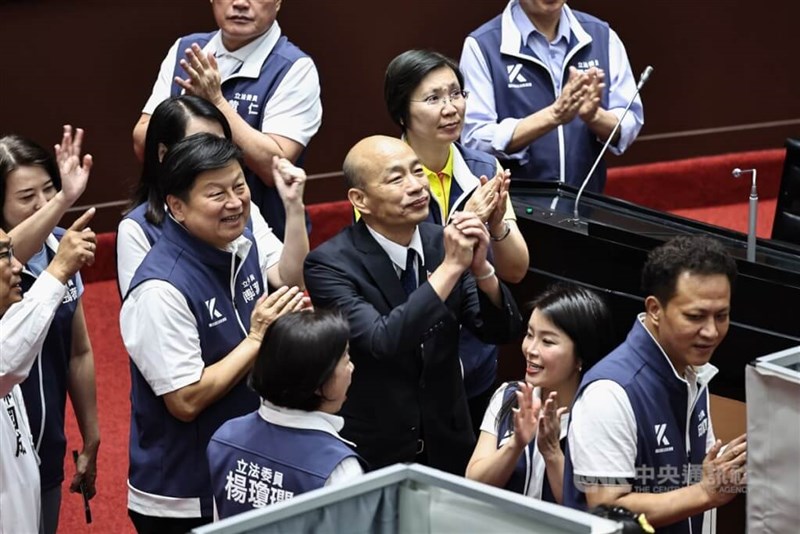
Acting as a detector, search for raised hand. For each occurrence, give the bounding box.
[464,174,501,223]
[176,43,224,106]
[550,67,588,126]
[487,169,511,231]
[247,286,307,343]
[512,381,542,450]
[450,211,491,276]
[54,125,92,205]
[442,215,477,272]
[272,156,306,208]
[47,208,97,283]
[699,433,747,507]
[578,67,606,125]
[536,391,567,461]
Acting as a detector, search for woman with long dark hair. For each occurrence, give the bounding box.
[466,284,615,504]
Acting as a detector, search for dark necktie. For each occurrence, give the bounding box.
[400,249,417,296]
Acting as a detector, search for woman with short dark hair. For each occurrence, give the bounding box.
[466,284,615,504]
[208,309,364,520]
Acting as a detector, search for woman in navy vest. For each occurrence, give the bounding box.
[466,284,614,503]
[117,95,307,298]
[0,134,99,534]
[384,49,530,435]
[208,309,365,520]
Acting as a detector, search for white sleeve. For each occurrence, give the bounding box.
[142,39,182,115]
[604,29,644,155]
[569,380,638,482]
[250,207,283,276]
[324,456,364,486]
[479,383,508,436]
[459,36,526,161]
[120,280,204,396]
[116,218,153,297]
[0,272,66,397]
[260,57,322,146]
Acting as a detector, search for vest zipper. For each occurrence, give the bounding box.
[230,253,248,336]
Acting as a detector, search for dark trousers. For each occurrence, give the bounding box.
[128,509,210,534]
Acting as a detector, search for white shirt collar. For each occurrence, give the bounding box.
[205,22,281,80]
[636,313,719,388]
[258,399,356,447]
[511,1,570,46]
[365,224,425,274]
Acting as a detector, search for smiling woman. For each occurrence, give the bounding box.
[466,283,615,504]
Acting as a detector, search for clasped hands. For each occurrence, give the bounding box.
[550,66,606,127]
[443,211,494,278]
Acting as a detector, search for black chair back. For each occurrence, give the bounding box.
[771,138,800,245]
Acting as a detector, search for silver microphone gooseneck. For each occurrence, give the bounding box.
[732,167,758,262]
[572,65,654,222]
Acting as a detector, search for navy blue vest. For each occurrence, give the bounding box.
[563,320,710,534]
[495,383,558,502]
[207,411,364,519]
[424,144,499,398]
[126,216,262,517]
[171,31,309,237]
[470,11,611,191]
[18,229,80,490]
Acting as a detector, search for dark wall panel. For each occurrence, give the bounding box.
[1,0,798,231]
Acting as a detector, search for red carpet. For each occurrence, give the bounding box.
[56,148,785,532]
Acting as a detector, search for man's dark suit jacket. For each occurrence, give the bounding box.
[304,220,524,475]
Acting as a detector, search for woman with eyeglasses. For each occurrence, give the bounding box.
[384,49,530,432]
[466,284,615,504]
[0,131,99,534]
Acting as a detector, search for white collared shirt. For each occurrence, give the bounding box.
[257,400,364,486]
[365,225,425,279]
[142,22,321,146]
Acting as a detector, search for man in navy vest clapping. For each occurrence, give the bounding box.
[132,0,321,237]
[460,0,643,192]
[564,235,747,534]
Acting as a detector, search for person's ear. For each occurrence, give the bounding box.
[157,143,168,163]
[166,194,186,222]
[644,295,662,325]
[348,188,369,215]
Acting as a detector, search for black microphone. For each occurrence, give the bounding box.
[571,65,654,222]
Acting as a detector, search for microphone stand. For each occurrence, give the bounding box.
[732,168,758,262]
[571,66,654,223]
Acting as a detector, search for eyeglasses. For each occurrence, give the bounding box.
[410,89,469,107]
[0,245,13,263]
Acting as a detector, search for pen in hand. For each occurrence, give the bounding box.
[72,450,93,524]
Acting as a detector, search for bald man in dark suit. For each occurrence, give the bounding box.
[304,136,523,475]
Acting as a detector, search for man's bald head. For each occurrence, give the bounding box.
[343,135,411,190]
